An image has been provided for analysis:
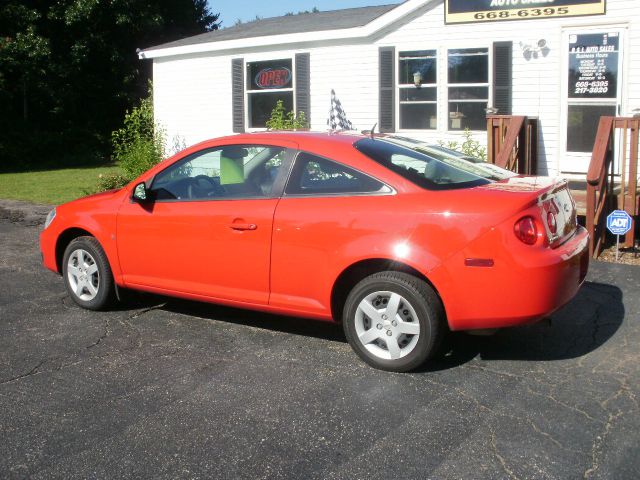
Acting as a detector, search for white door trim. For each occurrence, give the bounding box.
[559,25,628,175]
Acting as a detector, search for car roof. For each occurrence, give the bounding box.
[209,131,368,148]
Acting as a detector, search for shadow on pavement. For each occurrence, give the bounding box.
[122,291,346,342]
[120,279,623,371]
[421,280,624,372]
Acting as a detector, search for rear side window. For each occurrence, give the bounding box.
[285,152,389,195]
[355,138,491,191]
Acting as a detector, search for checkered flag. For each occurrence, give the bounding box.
[327,89,355,131]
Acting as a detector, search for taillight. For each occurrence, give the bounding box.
[514,216,538,245]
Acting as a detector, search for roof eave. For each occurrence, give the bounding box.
[138,0,431,60]
[139,27,364,59]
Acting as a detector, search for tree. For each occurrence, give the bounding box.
[0,1,219,170]
[0,4,50,123]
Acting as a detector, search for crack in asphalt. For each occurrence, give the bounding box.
[0,302,168,386]
[421,367,591,471]
[583,374,640,478]
[0,360,46,386]
[86,318,111,350]
[583,410,625,479]
[129,302,167,320]
[525,386,601,423]
[489,428,519,480]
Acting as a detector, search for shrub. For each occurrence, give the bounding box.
[96,173,130,191]
[265,100,307,130]
[439,128,487,161]
[88,85,167,193]
[82,172,130,196]
[111,85,165,180]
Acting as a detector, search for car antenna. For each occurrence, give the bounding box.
[370,123,377,140]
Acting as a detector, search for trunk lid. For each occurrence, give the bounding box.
[478,176,578,248]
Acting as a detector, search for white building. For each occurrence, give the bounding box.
[139,0,639,177]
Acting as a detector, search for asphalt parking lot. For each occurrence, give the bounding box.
[1,199,639,480]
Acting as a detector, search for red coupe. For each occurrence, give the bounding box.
[40,133,589,371]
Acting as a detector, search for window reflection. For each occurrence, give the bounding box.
[448,48,489,131]
[399,50,437,130]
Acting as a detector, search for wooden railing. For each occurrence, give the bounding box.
[486,115,538,175]
[586,117,639,257]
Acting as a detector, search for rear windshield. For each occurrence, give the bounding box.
[354,136,516,191]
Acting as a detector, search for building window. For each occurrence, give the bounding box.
[246,59,293,129]
[398,50,437,130]
[448,48,489,131]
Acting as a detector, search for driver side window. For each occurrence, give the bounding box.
[150,145,286,201]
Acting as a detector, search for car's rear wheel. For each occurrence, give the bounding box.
[62,236,115,310]
[343,272,445,372]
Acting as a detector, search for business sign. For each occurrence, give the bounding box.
[247,59,293,91]
[569,32,618,99]
[254,68,292,89]
[606,210,632,236]
[445,0,606,24]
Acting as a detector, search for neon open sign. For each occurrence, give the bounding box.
[255,67,292,89]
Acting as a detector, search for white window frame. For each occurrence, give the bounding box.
[446,48,490,133]
[397,49,438,131]
[395,45,492,134]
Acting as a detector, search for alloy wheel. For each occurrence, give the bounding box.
[354,290,421,360]
[66,249,100,301]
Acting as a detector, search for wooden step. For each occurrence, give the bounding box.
[571,189,587,217]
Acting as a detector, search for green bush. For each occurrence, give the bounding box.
[83,171,130,196]
[88,85,166,193]
[439,128,487,161]
[265,100,307,130]
[111,86,165,181]
[95,172,130,191]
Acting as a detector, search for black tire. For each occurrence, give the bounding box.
[343,271,445,372]
[62,236,115,311]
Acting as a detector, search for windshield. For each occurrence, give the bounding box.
[354,136,516,190]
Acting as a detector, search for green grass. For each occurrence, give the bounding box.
[0,165,121,205]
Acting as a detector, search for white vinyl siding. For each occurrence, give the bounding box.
[151,0,639,177]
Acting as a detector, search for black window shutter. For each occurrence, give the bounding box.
[493,42,513,115]
[379,46,395,133]
[295,53,311,125]
[232,58,245,133]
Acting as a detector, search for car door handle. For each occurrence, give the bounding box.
[229,223,257,231]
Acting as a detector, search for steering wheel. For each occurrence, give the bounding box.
[187,175,223,199]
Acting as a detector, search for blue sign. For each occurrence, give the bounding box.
[606,210,633,236]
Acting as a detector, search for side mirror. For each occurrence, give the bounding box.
[132,182,150,203]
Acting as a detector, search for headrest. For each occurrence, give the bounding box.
[221,146,248,160]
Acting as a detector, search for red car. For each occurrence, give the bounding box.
[40,133,589,372]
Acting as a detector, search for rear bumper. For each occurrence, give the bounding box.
[434,226,590,331]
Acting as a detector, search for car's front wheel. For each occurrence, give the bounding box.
[343,272,445,372]
[62,236,115,310]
